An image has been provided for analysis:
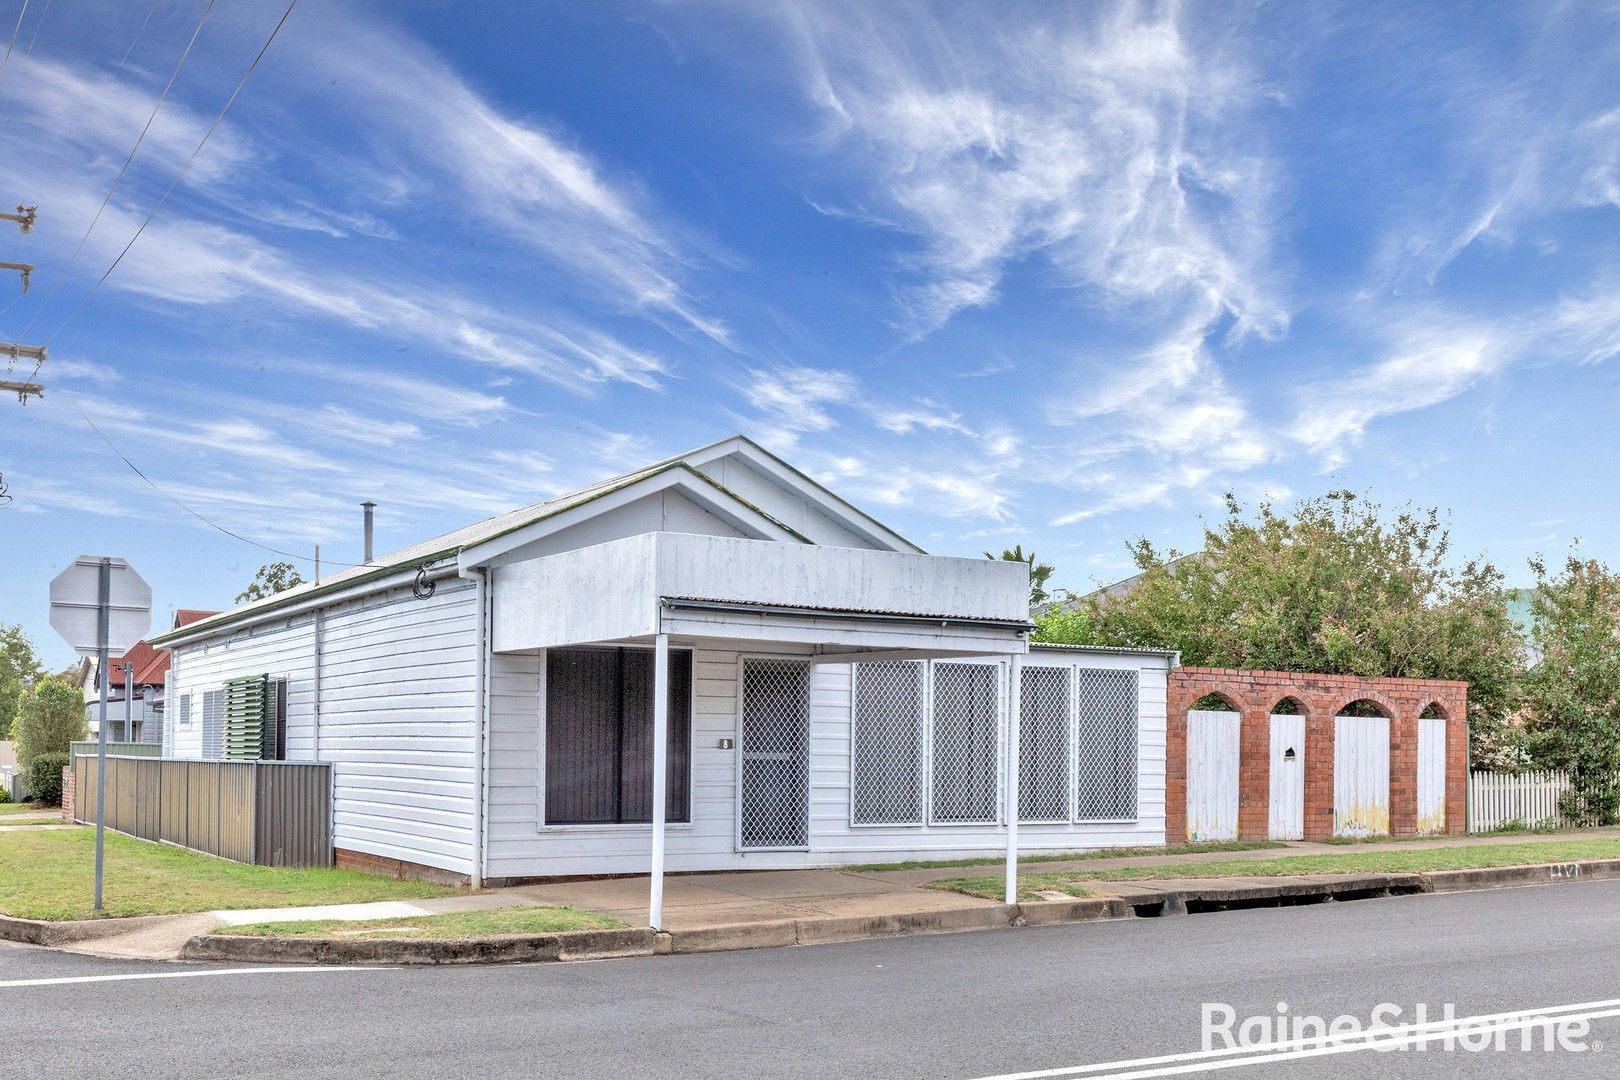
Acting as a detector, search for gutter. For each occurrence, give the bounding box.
[660,596,1035,633]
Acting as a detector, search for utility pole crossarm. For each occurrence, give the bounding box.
[5,203,40,404]
[2,342,46,362]
[0,379,43,401]
[0,260,32,291]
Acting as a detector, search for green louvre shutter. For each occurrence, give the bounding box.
[223,675,270,761]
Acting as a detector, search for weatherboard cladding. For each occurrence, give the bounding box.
[168,579,480,874]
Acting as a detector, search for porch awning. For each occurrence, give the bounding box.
[489,531,1031,656]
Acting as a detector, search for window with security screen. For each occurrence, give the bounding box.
[1018,665,1072,823]
[930,662,1000,824]
[1074,668,1139,821]
[544,646,692,825]
[851,661,926,825]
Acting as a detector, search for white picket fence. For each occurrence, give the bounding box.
[1467,770,1573,832]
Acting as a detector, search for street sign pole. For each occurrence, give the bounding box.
[94,557,110,913]
[123,661,134,742]
[49,554,151,916]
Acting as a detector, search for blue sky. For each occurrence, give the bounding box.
[3,0,1619,667]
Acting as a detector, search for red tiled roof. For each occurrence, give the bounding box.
[105,611,221,685]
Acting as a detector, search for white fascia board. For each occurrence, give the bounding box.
[681,437,925,554]
[455,467,803,574]
[151,561,460,650]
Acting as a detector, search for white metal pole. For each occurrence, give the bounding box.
[1004,652,1022,906]
[650,631,670,930]
[123,661,133,743]
[93,557,110,912]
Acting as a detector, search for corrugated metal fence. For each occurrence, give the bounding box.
[72,754,332,867]
[1468,770,1574,832]
[70,741,162,759]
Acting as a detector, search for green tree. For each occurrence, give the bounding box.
[1086,491,1523,766]
[237,561,306,604]
[985,545,1055,608]
[0,623,44,741]
[1521,554,1620,823]
[1031,604,1100,646]
[14,679,87,773]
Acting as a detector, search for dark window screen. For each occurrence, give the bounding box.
[545,646,691,824]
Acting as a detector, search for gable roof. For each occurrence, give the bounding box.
[151,436,918,646]
[105,640,167,685]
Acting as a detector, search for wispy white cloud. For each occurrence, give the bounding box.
[736,366,857,446]
[780,2,1283,342]
[284,7,730,345]
[1289,317,1508,466]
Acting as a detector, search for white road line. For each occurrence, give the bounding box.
[974,998,1620,1080]
[0,966,392,988]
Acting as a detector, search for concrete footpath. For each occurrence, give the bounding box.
[8,829,1617,965]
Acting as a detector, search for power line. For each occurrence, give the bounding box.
[17,0,213,339]
[42,0,299,352]
[75,404,367,569]
[0,0,46,125]
[122,0,161,65]
[0,1,29,93]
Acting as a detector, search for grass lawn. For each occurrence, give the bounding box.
[218,906,626,940]
[848,840,1284,874]
[0,827,458,921]
[929,838,1620,901]
[0,803,53,816]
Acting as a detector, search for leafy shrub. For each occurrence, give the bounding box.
[15,679,86,773]
[26,752,69,806]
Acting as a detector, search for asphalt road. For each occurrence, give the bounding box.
[6,880,1620,1079]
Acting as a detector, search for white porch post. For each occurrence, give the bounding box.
[1005,651,1022,906]
[650,631,670,930]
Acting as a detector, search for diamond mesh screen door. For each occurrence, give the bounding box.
[739,657,811,850]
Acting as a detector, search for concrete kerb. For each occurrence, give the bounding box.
[0,912,184,947]
[181,926,657,966]
[113,858,1620,967]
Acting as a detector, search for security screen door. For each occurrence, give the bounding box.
[738,657,811,850]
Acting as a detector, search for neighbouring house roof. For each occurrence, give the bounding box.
[151,436,922,648]
[100,609,222,688]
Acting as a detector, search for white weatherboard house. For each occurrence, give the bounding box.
[150,437,1173,925]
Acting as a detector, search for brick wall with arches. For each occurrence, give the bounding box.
[1166,668,1468,843]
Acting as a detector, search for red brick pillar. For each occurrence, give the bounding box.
[1165,694,1189,845]
[1303,705,1336,840]
[1389,699,1419,836]
[1446,689,1470,834]
[1238,707,1271,840]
